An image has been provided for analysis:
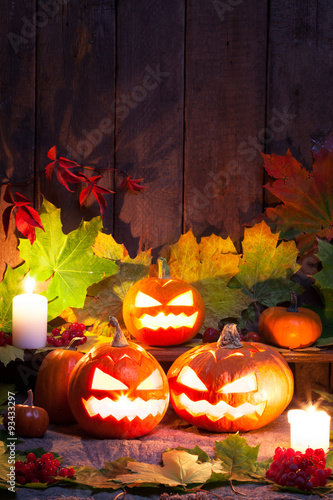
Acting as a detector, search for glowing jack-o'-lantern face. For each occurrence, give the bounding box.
[122,277,205,346]
[68,329,169,439]
[167,325,294,432]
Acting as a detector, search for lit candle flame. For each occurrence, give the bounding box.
[24,277,35,294]
[307,405,316,415]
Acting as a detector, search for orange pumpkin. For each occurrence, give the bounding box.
[122,258,205,346]
[35,338,84,423]
[167,324,294,432]
[258,292,322,349]
[67,317,169,439]
[4,390,49,437]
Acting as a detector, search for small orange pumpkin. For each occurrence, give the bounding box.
[258,292,322,349]
[35,338,84,423]
[168,324,294,432]
[122,258,205,346]
[67,317,169,439]
[4,390,49,437]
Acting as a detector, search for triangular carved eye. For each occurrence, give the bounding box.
[137,369,164,390]
[218,373,257,394]
[91,368,128,390]
[167,291,193,306]
[135,291,162,307]
[177,366,208,391]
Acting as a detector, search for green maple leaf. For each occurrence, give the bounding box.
[18,199,118,321]
[314,240,333,313]
[0,262,29,332]
[168,230,251,329]
[0,345,25,367]
[310,240,333,345]
[214,433,260,482]
[61,233,151,335]
[231,221,301,325]
[0,384,15,410]
[114,449,212,488]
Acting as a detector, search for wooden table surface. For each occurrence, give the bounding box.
[142,340,333,403]
[142,339,333,363]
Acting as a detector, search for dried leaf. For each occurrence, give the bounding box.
[114,449,212,488]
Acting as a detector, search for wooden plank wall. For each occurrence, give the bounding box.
[0,0,332,276]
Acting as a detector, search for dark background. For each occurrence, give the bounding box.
[1,0,332,277]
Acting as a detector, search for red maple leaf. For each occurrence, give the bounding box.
[2,186,44,244]
[79,174,114,218]
[120,175,147,193]
[45,146,83,191]
[261,135,333,255]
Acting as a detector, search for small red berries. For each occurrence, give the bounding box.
[47,322,87,347]
[266,446,331,491]
[14,452,75,485]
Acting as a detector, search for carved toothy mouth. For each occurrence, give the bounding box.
[177,394,266,421]
[136,312,198,330]
[82,395,169,421]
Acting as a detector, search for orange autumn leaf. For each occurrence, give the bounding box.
[262,135,333,255]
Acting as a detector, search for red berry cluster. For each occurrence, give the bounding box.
[15,452,75,485]
[47,322,87,347]
[266,446,332,490]
[0,331,12,346]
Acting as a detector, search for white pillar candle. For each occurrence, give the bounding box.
[288,407,331,453]
[12,277,48,349]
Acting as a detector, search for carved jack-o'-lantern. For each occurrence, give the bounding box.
[68,317,169,438]
[122,258,205,346]
[167,324,294,432]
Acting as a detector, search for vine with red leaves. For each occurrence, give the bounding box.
[1,146,147,244]
[2,187,44,245]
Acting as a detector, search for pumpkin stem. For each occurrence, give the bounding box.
[286,291,299,313]
[157,257,171,279]
[217,323,243,349]
[109,316,129,347]
[67,337,83,350]
[23,389,34,407]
